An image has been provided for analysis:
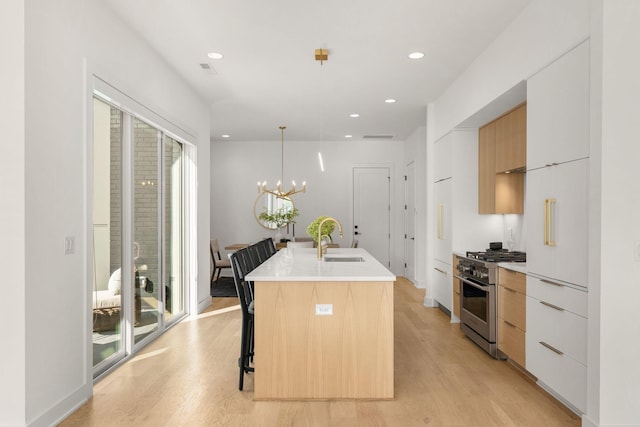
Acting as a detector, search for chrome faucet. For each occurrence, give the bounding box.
[317,217,343,260]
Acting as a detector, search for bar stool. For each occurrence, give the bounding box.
[230,249,255,390]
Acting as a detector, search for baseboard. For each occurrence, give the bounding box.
[580,415,597,427]
[30,383,91,427]
[198,295,212,314]
[423,296,438,307]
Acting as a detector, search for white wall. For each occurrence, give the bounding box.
[592,1,640,424]
[404,126,427,288]
[211,138,407,274]
[13,1,211,426]
[0,1,26,424]
[432,0,590,140]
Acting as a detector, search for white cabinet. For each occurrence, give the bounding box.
[433,133,452,182]
[527,41,590,170]
[525,158,588,288]
[433,178,451,264]
[526,276,587,413]
[432,259,452,312]
[524,40,590,415]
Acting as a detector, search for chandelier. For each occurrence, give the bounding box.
[257,126,306,198]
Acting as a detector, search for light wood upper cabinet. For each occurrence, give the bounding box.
[478,108,525,215]
[478,122,496,214]
[495,104,526,173]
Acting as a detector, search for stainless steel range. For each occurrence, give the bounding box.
[455,248,526,358]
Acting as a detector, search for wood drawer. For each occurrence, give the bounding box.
[527,275,587,317]
[527,296,587,365]
[498,267,526,293]
[498,317,525,367]
[452,277,460,317]
[498,285,526,330]
[526,332,587,413]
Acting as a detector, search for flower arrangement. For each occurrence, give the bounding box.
[306,216,336,244]
[259,206,299,229]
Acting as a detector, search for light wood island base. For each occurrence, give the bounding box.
[254,280,394,400]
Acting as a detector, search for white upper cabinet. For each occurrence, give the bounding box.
[527,41,590,170]
[433,132,452,182]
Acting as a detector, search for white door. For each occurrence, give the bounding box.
[353,167,390,267]
[404,162,416,282]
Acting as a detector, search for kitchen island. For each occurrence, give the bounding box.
[245,247,396,400]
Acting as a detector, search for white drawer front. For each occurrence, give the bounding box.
[527,275,587,317]
[526,333,587,413]
[527,296,587,364]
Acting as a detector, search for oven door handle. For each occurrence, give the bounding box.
[454,275,491,292]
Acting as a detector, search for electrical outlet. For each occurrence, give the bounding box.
[315,304,333,316]
[64,236,75,255]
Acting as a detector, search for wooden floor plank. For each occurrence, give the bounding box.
[61,278,581,426]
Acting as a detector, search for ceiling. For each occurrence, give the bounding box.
[104,0,532,142]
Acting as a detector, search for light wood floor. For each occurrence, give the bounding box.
[62,278,581,426]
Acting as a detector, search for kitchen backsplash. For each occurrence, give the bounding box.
[503,214,525,252]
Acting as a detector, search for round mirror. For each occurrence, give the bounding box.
[254,193,296,230]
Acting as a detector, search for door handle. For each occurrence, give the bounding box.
[544,198,557,246]
[354,231,361,235]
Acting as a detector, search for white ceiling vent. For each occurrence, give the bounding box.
[199,63,218,75]
[362,135,394,139]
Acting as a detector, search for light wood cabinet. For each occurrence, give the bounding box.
[452,255,460,318]
[478,111,525,214]
[497,268,526,367]
[495,104,527,173]
[478,122,496,214]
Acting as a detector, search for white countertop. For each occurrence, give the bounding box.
[498,262,527,274]
[245,247,396,282]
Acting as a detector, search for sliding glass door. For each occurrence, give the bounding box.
[92,97,187,375]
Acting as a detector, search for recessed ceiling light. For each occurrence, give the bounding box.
[349,113,360,118]
[385,99,397,103]
[207,52,224,59]
[344,135,353,138]
[408,52,425,59]
[221,134,230,138]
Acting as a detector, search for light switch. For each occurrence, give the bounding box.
[315,304,333,316]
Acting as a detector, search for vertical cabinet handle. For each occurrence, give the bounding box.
[437,203,444,240]
[543,198,557,246]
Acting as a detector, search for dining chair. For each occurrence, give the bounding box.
[229,249,255,390]
[210,239,232,282]
[261,238,276,257]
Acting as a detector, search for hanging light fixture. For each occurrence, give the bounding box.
[258,125,306,198]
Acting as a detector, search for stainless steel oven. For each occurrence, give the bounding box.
[455,249,525,358]
[458,274,497,356]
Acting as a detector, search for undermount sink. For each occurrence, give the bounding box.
[323,256,365,262]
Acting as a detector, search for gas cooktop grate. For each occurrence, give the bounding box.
[465,250,526,263]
